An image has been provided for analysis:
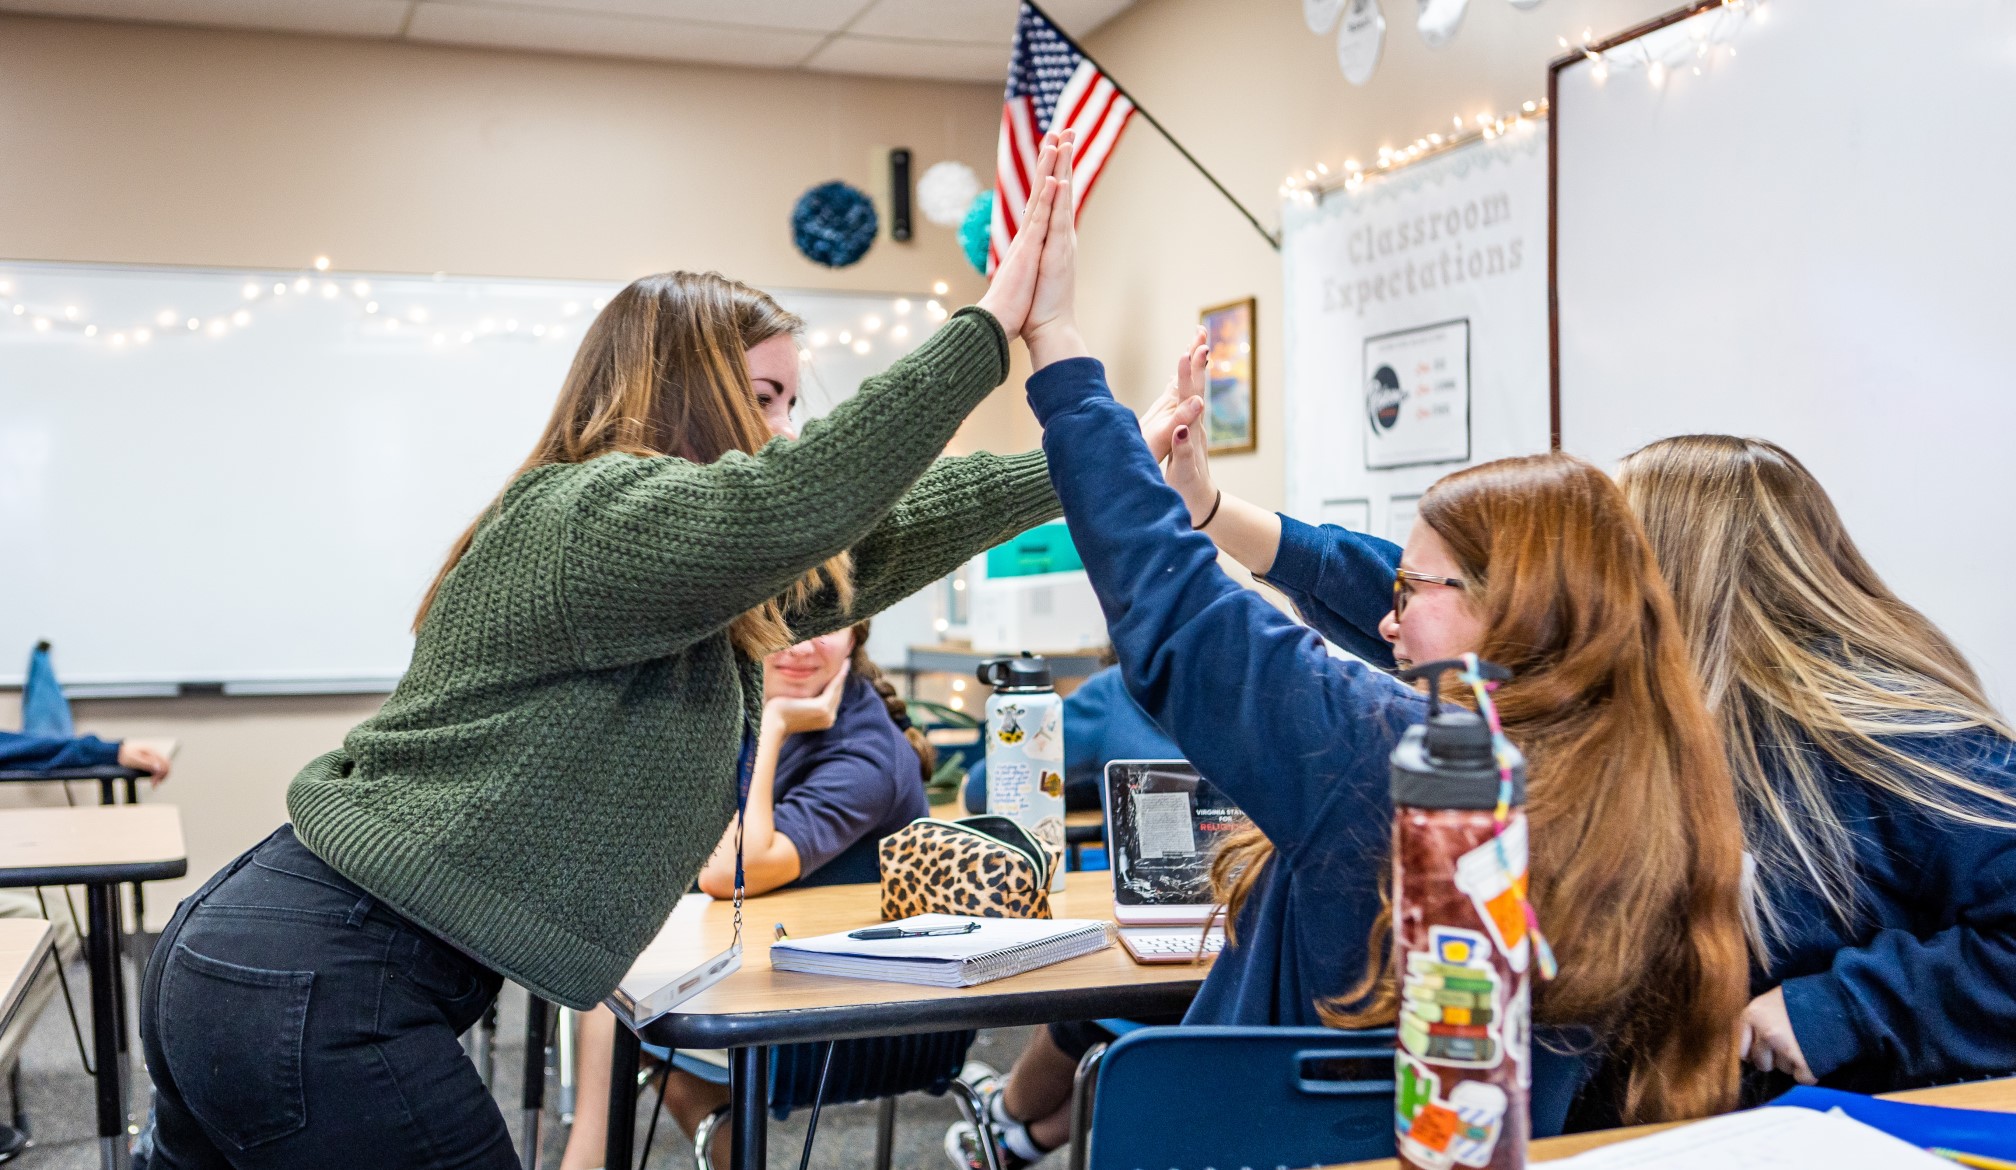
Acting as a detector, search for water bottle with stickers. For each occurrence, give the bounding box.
[1389,658,1538,1170]
[978,653,1067,892]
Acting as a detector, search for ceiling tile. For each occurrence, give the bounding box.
[444,0,873,34]
[1030,0,1137,38]
[0,0,411,36]
[848,0,1017,45]
[406,2,827,67]
[805,34,1007,85]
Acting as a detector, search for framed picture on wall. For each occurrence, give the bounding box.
[1201,297,1257,454]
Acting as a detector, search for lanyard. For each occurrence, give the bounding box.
[731,730,753,950]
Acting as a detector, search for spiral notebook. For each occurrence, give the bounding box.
[769,914,1112,987]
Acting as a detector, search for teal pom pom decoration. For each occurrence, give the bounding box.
[792,181,878,268]
[959,190,994,275]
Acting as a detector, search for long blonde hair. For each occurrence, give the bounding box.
[1212,454,1748,1124]
[416,271,850,657]
[1616,435,2016,944]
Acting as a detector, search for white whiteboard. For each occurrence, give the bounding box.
[1555,0,2016,706]
[0,261,939,691]
[1283,129,1551,542]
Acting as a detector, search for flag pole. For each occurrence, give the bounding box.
[1025,1,1281,251]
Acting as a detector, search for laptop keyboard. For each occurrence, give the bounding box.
[1125,931,1227,956]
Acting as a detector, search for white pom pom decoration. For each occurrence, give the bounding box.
[1416,0,1470,46]
[917,162,983,228]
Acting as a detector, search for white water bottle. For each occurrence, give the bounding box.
[979,653,1067,892]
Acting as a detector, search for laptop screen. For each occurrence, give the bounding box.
[1103,760,1249,907]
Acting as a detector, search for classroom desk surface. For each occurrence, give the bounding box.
[0,805,188,887]
[626,870,1207,1050]
[1328,1076,2016,1167]
[0,918,55,1037]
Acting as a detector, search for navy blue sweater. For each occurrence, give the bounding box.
[1030,358,1591,1129]
[0,730,121,771]
[1263,513,2016,1091]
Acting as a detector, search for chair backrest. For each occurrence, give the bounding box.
[765,1030,978,1120]
[1088,1026,1396,1170]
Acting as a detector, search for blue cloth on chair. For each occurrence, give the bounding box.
[21,643,74,739]
[658,1033,978,1122]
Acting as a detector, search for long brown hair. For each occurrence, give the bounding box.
[842,620,939,785]
[1210,453,1747,1123]
[1617,435,2016,946]
[415,271,849,657]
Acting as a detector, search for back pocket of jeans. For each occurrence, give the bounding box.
[159,942,314,1149]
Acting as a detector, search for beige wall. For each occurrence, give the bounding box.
[1072,0,1681,508]
[0,14,1016,919]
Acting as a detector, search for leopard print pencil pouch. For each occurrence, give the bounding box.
[878,815,1054,921]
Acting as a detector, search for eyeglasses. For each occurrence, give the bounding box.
[1392,569,1464,618]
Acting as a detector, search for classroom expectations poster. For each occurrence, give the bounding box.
[1281,126,1551,542]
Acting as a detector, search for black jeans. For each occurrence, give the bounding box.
[139,825,516,1169]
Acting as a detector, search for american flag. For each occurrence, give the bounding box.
[988,3,1136,273]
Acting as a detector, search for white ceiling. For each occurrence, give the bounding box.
[0,0,1140,83]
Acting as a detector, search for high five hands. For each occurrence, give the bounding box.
[976,129,1079,352]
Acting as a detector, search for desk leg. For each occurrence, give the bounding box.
[604,1023,639,1170]
[85,883,128,1170]
[521,995,549,1170]
[729,1046,768,1170]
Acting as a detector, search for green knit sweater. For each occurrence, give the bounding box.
[288,307,1059,1009]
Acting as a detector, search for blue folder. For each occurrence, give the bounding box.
[1773,1084,2016,1159]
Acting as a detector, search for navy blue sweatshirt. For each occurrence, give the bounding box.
[0,730,121,771]
[1264,513,2016,1091]
[1029,358,1591,1130]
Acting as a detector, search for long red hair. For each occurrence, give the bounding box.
[1213,453,1748,1123]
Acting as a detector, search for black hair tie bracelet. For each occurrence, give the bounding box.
[1193,489,1224,531]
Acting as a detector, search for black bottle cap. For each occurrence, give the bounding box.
[1389,659,1526,810]
[977,652,1053,692]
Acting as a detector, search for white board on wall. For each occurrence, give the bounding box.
[1282,128,1551,545]
[1554,0,2016,705]
[0,261,939,692]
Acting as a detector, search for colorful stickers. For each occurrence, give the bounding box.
[1400,926,1504,1068]
[1453,815,1531,974]
[1396,1052,1508,1169]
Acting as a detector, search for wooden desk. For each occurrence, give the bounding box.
[608,871,1206,1170]
[1329,1077,2016,1167]
[0,805,186,1170]
[0,919,55,1040]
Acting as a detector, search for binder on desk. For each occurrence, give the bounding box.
[769,914,1112,987]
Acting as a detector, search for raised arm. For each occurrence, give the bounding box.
[559,141,1074,668]
[1026,354,1417,849]
[1151,337,1401,665]
[787,449,1058,642]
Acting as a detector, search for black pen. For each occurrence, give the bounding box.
[847,921,983,941]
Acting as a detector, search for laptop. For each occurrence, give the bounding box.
[1102,760,1249,965]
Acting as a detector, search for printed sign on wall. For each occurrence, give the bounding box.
[1365,318,1470,469]
[1282,128,1549,544]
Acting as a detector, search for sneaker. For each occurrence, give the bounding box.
[942,1120,1032,1170]
[957,1059,1005,1100]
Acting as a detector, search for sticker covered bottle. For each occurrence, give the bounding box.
[1390,658,1531,1170]
[978,652,1067,892]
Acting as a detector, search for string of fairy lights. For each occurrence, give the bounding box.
[1281,0,1762,205]
[0,256,606,352]
[0,259,960,361]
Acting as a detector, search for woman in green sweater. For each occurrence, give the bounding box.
[137,139,1092,1169]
